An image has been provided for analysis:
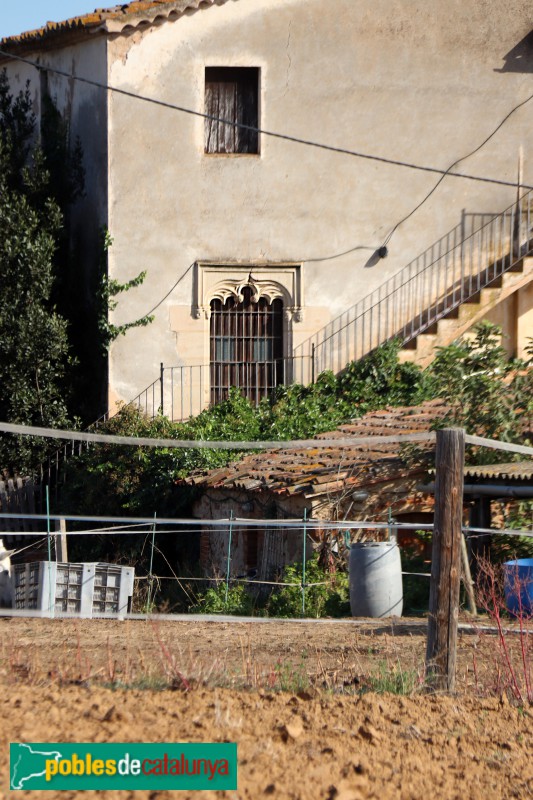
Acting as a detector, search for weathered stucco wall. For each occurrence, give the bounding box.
[193,489,310,578]
[105,0,533,409]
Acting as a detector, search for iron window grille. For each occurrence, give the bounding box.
[210,286,283,405]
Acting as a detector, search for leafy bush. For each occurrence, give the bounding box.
[336,339,429,414]
[401,547,431,614]
[189,554,350,619]
[487,499,533,563]
[60,341,429,521]
[427,322,528,458]
[192,582,257,616]
[267,553,350,618]
[58,326,533,592]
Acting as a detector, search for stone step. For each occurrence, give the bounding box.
[399,256,533,366]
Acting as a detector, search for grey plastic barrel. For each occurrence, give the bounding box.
[349,541,403,618]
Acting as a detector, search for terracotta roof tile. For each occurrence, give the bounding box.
[181,399,450,497]
[1,1,224,48]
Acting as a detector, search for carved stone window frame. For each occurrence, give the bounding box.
[193,262,304,324]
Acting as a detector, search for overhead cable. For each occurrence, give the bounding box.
[0,48,530,195]
[383,88,533,246]
[141,261,194,318]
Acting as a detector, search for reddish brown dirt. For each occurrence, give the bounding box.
[1,617,532,799]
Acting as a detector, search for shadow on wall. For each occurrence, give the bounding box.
[495,31,533,73]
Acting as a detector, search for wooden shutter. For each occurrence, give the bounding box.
[205,68,259,154]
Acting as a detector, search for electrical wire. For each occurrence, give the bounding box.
[382,88,533,247]
[0,44,531,295]
[0,47,530,198]
[140,261,194,319]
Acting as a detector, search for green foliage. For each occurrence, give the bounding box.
[489,499,533,562]
[39,93,84,211]
[427,322,520,457]
[400,533,432,614]
[60,406,191,518]
[258,372,344,440]
[97,229,154,351]
[267,553,350,618]
[61,323,533,542]
[489,532,533,563]
[509,337,533,439]
[272,657,310,692]
[189,554,349,619]
[59,390,263,520]
[259,340,429,441]
[336,338,430,414]
[192,582,256,616]
[0,70,75,470]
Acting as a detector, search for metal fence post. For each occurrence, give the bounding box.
[225,511,234,606]
[55,519,68,562]
[302,509,307,617]
[146,513,157,611]
[160,362,164,416]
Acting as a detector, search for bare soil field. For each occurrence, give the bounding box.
[1,617,532,799]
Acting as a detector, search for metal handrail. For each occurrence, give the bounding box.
[295,191,533,374]
[126,355,314,421]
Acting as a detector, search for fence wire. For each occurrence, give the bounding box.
[1,511,532,619]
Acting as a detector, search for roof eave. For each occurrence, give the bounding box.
[0,0,222,55]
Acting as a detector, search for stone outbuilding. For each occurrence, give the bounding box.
[182,400,450,578]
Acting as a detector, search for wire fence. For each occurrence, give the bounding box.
[2,511,532,619]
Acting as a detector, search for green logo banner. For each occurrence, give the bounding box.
[10,743,237,791]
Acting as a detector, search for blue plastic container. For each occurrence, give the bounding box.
[503,558,533,617]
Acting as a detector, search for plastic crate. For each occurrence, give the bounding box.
[13,562,134,617]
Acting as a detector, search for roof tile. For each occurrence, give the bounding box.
[1,1,222,47]
[181,399,450,497]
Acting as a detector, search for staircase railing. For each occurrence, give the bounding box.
[295,190,533,375]
[120,355,313,422]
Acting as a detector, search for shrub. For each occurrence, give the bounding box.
[267,553,350,618]
[475,557,532,705]
[192,582,257,616]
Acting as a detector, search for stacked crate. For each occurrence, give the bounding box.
[13,562,134,617]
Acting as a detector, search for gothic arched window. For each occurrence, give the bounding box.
[210,286,283,405]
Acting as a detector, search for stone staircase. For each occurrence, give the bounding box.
[399,256,533,366]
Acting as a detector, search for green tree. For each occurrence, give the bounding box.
[427,322,523,460]
[0,71,74,470]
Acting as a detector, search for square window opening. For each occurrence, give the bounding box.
[205,67,259,155]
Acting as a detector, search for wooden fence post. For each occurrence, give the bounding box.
[425,428,465,692]
[55,519,68,563]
